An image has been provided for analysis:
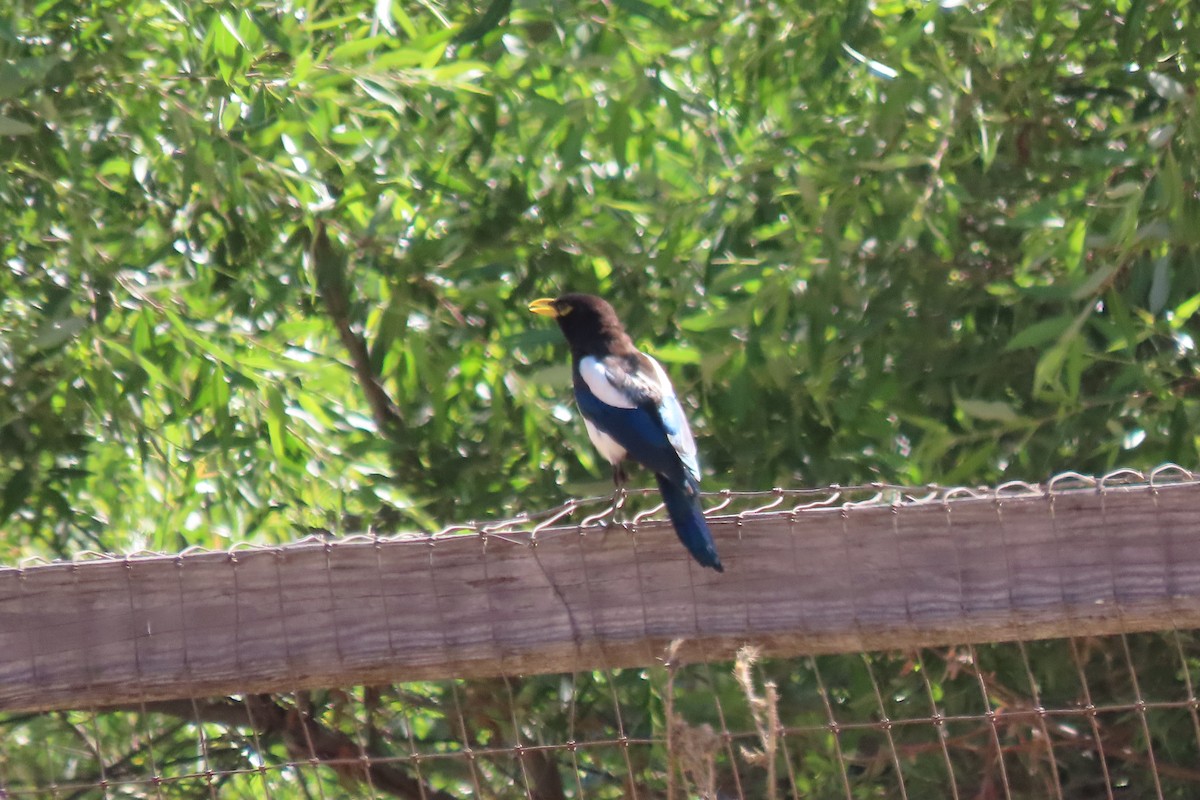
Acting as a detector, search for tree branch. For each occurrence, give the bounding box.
[103,696,461,800]
[309,221,405,438]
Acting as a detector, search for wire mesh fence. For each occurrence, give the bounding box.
[3,633,1200,798]
[4,467,1200,798]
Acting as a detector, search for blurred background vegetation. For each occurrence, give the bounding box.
[2,0,1199,796]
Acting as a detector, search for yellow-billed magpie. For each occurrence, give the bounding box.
[529,293,724,572]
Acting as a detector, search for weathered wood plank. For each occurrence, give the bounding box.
[2,482,1199,713]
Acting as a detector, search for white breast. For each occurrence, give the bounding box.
[584,418,627,465]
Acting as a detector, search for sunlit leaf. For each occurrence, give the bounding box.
[1147,72,1187,102]
[1004,316,1073,351]
[0,115,35,135]
[330,35,393,64]
[957,399,1019,423]
[842,42,899,79]
[29,316,88,353]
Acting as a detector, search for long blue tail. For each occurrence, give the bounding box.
[655,475,724,572]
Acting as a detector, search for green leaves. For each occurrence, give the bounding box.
[3,0,1200,795]
[1005,316,1076,352]
[0,115,35,135]
[2,0,1197,547]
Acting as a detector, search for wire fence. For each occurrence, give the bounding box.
[4,467,1200,798]
[3,634,1199,798]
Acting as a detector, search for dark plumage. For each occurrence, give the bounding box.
[529,293,724,572]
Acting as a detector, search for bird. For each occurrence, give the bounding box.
[529,293,724,572]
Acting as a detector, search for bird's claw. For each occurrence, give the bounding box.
[609,486,628,526]
[589,488,630,531]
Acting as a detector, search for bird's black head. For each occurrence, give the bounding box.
[529,293,633,357]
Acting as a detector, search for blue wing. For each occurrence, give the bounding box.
[652,373,701,487]
[573,353,700,489]
[573,352,723,572]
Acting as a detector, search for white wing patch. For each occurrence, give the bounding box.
[579,356,637,408]
[584,418,627,465]
[578,351,701,482]
[645,355,701,484]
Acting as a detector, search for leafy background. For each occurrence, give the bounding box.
[2,0,1199,796]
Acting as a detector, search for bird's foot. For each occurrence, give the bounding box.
[580,483,629,530]
[607,464,630,526]
[612,463,629,489]
[608,486,629,527]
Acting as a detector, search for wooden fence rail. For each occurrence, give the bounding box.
[3,475,1200,713]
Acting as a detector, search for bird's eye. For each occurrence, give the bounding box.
[558,303,573,316]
